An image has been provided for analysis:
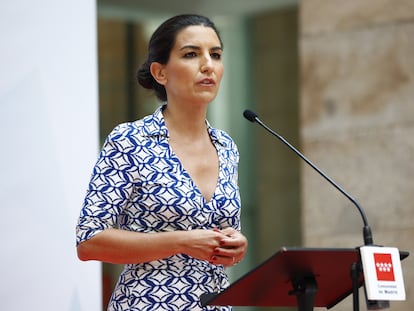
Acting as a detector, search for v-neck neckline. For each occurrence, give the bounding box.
[168,144,221,204]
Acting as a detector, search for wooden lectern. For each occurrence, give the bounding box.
[201,247,409,311]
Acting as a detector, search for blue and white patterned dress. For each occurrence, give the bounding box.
[76,105,241,310]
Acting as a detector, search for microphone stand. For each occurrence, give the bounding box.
[243,110,390,311]
[248,112,373,246]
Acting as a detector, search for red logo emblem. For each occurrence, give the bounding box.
[374,253,395,281]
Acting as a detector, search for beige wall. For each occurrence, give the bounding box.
[300,0,414,310]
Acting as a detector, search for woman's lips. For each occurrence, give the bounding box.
[198,78,215,86]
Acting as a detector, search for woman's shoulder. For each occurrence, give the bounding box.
[107,107,166,143]
[107,118,146,141]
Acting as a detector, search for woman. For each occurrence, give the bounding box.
[76,14,248,310]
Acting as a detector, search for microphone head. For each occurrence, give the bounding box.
[243,109,258,122]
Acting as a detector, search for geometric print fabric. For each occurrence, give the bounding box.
[76,106,241,310]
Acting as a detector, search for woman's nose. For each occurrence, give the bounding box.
[200,54,213,73]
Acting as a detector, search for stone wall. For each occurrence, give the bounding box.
[300,1,414,310]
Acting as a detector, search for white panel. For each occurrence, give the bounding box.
[0,1,101,310]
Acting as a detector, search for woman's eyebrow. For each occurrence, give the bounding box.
[179,45,222,51]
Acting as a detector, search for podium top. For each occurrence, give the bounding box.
[202,247,409,308]
[203,247,363,308]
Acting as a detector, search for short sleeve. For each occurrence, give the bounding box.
[76,127,138,245]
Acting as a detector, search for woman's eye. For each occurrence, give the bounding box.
[184,52,197,58]
[211,53,222,60]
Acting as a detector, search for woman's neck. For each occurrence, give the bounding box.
[162,103,209,139]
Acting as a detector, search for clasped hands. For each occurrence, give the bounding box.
[208,227,247,267]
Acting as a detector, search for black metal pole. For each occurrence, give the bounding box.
[289,275,318,311]
[351,262,360,311]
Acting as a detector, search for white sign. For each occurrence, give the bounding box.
[360,246,406,301]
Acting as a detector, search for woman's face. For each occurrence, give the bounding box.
[159,25,224,106]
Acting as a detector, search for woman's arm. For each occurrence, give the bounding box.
[77,228,235,265]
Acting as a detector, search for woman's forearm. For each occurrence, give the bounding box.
[77,228,187,264]
[76,227,237,265]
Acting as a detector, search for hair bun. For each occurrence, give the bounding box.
[137,61,154,90]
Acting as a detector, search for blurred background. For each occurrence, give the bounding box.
[1,1,412,311]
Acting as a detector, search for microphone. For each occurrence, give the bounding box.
[243,109,374,246]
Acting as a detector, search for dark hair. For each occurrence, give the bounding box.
[137,14,222,102]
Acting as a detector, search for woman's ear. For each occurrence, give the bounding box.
[150,62,167,85]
